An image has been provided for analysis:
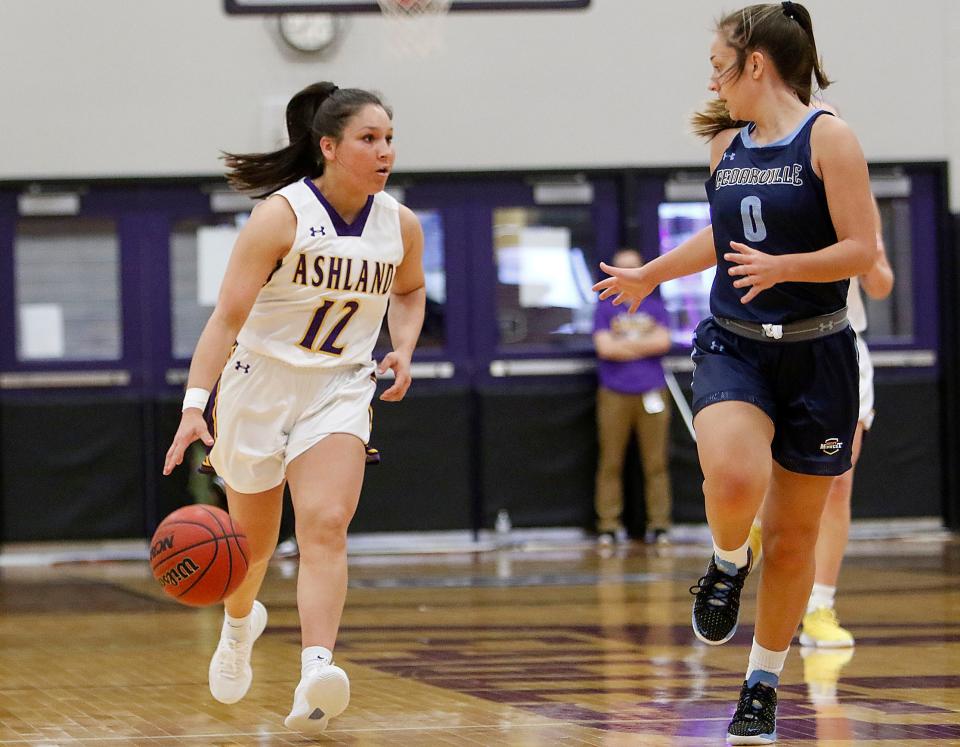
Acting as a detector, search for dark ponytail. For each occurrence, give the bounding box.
[223,81,392,198]
[787,3,831,94]
[691,3,832,141]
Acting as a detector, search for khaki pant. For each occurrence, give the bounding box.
[594,386,673,533]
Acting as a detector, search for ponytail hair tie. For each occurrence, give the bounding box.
[781,1,797,19]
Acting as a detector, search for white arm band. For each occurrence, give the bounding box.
[182,387,210,412]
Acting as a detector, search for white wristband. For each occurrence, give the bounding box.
[182,387,210,412]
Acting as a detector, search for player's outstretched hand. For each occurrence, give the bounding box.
[724,241,784,304]
[592,262,656,313]
[163,410,214,475]
[377,351,412,402]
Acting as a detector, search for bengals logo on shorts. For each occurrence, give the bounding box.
[819,437,843,456]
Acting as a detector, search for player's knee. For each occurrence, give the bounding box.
[702,469,765,507]
[296,506,354,551]
[825,470,853,508]
[763,524,819,571]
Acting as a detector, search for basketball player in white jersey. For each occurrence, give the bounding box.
[162,82,425,734]
[799,104,895,654]
[798,197,892,686]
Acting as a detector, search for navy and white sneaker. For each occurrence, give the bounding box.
[727,679,777,744]
[690,548,752,645]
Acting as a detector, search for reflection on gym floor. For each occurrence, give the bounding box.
[2,528,959,745]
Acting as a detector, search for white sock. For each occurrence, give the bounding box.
[745,638,789,687]
[224,609,251,639]
[807,583,836,614]
[713,536,751,575]
[301,646,334,674]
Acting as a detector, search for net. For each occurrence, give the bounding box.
[376,0,453,58]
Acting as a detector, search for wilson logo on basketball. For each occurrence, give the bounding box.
[150,534,174,560]
[819,437,843,455]
[158,557,201,588]
[150,504,249,606]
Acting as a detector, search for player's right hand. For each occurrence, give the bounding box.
[163,409,214,476]
[592,262,656,313]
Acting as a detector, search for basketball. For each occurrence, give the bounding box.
[150,504,249,607]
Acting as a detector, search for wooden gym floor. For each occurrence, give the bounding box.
[1,528,959,746]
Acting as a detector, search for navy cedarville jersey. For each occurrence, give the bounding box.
[706,108,847,324]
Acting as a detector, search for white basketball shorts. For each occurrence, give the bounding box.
[207,344,376,493]
[855,332,875,430]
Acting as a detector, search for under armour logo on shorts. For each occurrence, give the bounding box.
[235,361,250,373]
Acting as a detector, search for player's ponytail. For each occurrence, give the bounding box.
[787,3,831,94]
[223,82,391,199]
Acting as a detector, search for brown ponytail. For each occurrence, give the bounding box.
[223,82,392,199]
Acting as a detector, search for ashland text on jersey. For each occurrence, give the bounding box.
[290,253,396,295]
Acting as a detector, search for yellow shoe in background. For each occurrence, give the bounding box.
[801,646,855,704]
[748,521,763,569]
[800,606,855,648]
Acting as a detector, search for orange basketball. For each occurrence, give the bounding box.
[150,505,249,607]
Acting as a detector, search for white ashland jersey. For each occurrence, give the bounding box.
[236,178,404,368]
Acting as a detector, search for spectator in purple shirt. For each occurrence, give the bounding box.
[593,248,675,545]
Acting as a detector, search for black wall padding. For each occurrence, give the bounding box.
[153,398,200,532]
[853,377,942,519]
[1,396,145,541]
[0,376,943,542]
[478,379,598,529]
[352,386,474,532]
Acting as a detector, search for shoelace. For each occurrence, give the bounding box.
[217,637,249,679]
[813,607,839,625]
[734,683,772,723]
[689,567,741,608]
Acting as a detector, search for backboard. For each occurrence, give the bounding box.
[225,0,589,12]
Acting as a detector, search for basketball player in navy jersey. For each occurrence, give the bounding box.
[594,4,875,742]
[162,82,425,735]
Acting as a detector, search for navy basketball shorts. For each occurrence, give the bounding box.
[690,317,859,476]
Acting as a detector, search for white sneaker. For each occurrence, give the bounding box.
[284,663,350,734]
[208,600,268,704]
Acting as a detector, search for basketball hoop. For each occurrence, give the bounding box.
[376,0,453,58]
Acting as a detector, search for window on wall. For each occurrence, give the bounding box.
[658,202,715,347]
[658,170,922,347]
[169,215,249,359]
[870,193,913,342]
[375,209,446,351]
[492,206,597,349]
[14,217,121,361]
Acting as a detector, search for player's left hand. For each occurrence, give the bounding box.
[377,351,412,401]
[724,242,784,304]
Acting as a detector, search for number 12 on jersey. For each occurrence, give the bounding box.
[297,300,360,355]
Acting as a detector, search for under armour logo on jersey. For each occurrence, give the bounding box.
[710,339,725,353]
[722,152,736,161]
[235,361,250,373]
[309,226,326,237]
